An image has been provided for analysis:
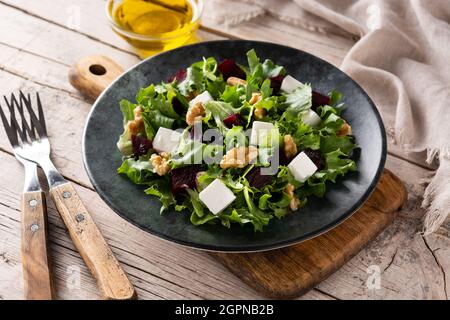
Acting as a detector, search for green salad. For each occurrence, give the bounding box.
[117,49,358,231]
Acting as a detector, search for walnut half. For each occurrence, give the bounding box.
[254,107,267,120]
[220,146,258,169]
[285,183,301,211]
[150,152,171,176]
[283,134,298,159]
[186,102,206,126]
[127,106,144,136]
[337,121,352,137]
[227,77,247,86]
[249,92,261,105]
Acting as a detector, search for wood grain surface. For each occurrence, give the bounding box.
[211,170,407,298]
[0,0,447,300]
[50,182,136,300]
[21,191,53,300]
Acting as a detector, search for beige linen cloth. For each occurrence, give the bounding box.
[204,0,450,235]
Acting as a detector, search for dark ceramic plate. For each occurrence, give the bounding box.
[83,40,386,252]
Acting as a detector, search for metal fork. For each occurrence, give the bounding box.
[0,93,53,300]
[0,92,136,300]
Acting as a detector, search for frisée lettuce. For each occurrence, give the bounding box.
[116,49,358,231]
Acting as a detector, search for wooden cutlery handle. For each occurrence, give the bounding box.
[69,55,124,100]
[50,182,136,300]
[21,191,54,300]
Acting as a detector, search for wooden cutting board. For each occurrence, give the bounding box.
[210,169,407,298]
[70,55,408,299]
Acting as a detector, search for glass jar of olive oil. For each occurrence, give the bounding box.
[106,0,203,58]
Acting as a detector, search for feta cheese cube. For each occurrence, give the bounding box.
[152,127,181,153]
[250,121,278,146]
[301,109,322,127]
[189,91,213,107]
[281,75,303,93]
[288,152,318,182]
[199,179,236,215]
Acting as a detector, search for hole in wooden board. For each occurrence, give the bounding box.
[89,64,107,76]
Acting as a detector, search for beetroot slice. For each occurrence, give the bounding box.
[279,148,291,166]
[223,113,244,128]
[218,59,246,80]
[302,148,324,170]
[270,75,285,95]
[312,91,331,110]
[246,167,273,189]
[171,97,185,115]
[171,165,204,195]
[168,69,187,83]
[131,135,152,157]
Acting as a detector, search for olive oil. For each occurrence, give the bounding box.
[108,0,201,58]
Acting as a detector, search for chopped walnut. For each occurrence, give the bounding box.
[186,102,206,126]
[150,153,171,176]
[337,121,352,137]
[220,146,258,169]
[250,93,265,119]
[249,92,262,105]
[283,134,297,159]
[285,183,301,211]
[127,106,144,136]
[254,107,266,120]
[227,77,247,86]
[134,106,143,119]
[160,152,171,160]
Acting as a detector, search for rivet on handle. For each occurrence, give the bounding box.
[30,224,39,232]
[63,191,71,199]
[29,199,38,207]
[75,213,85,223]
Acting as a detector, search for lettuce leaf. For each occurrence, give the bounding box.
[177,67,203,96]
[246,49,285,87]
[319,149,357,182]
[203,101,243,135]
[320,135,355,155]
[242,186,272,231]
[117,130,133,156]
[178,57,225,98]
[117,157,154,185]
[220,85,246,108]
[117,100,136,155]
[283,84,312,120]
[144,177,175,213]
[119,99,136,123]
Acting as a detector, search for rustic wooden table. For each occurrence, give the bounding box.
[0,0,448,300]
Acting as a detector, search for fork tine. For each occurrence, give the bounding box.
[19,90,46,139]
[36,92,47,137]
[4,94,28,144]
[27,94,37,139]
[14,94,27,141]
[0,100,19,147]
[9,94,26,141]
[17,92,37,141]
